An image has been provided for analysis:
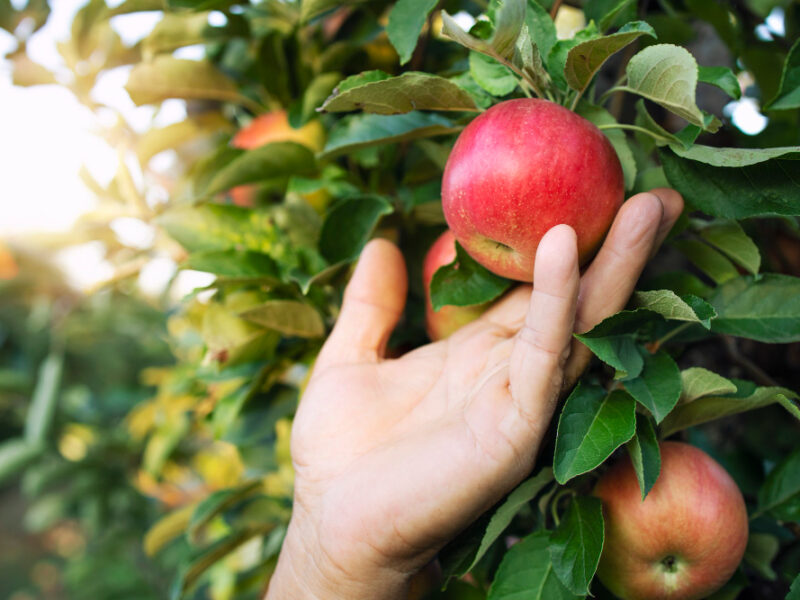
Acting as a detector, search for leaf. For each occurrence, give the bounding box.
[633,289,716,329]
[709,274,800,343]
[144,504,195,556]
[25,352,64,444]
[321,72,478,114]
[321,112,460,158]
[205,142,317,196]
[440,10,493,56]
[239,300,325,338]
[618,44,706,128]
[136,113,230,166]
[788,573,800,600]
[319,195,393,264]
[488,531,581,600]
[470,52,518,96]
[627,413,661,499]
[386,0,439,65]
[695,221,761,276]
[185,250,282,282]
[659,147,800,219]
[188,480,262,543]
[698,65,741,100]
[757,447,800,520]
[680,368,737,403]
[554,385,636,484]
[547,23,600,88]
[574,334,643,379]
[125,56,240,106]
[430,243,512,311]
[291,72,341,126]
[667,144,800,167]
[565,21,656,93]
[141,11,247,57]
[584,0,636,31]
[577,103,636,190]
[673,239,739,285]
[743,533,779,580]
[623,349,682,423]
[0,439,44,485]
[525,0,556,61]
[548,496,605,595]
[660,385,796,437]
[300,0,362,23]
[764,37,800,110]
[491,0,526,59]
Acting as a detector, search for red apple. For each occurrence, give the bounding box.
[423,230,486,340]
[442,98,624,281]
[593,441,748,600]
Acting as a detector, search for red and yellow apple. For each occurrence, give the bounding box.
[442,98,624,281]
[593,441,748,600]
[423,230,486,340]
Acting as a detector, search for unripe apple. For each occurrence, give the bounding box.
[593,441,748,600]
[423,230,486,340]
[442,98,624,281]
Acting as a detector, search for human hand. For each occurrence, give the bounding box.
[265,189,684,599]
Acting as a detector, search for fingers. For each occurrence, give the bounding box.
[563,189,684,386]
[509,225,580,431]
[316,239,408,370]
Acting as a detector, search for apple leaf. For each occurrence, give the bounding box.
[487,531,581,600]
[319,195,393,264]
[440,10,493,56]
[623,349,681,423]
[757,447,800,521]
[320,72,479,114]
[141,11,247,57]
[0,438,45,486]
[633,289,717,329]
[667,144,800,167]
[709,274,800,343]
[490,0,526,59]
[764,37,800,110]
[386,0,439,65]
[548,496,604,595]
[788,573,800,600]
[743,533,779,581]
[626,413,661,499]
[659,147,800,219]
[470,51,519,96]
[584,0,636,32]
[300,0,362,23]
[578,104,636,190]
[680,368,737,403]
[633,99,685,147]
[125,56,240,106]
[554,385,636,484]
[187,480,263,543]
[185,250,282,282]
[698,65,741,100]
[697,221,761,275]
[239,301,325,338]
[525,0,556,61]
[321,112,461,158]
[25,352,63,445]
[565,21,656,94]
[430,243,511,311]
[579,334,643,380]
[673,239,739,285]
[547,23,599,89]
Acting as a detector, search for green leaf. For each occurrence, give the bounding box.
[430,243,512,311]
[547,23,599,88]
[141,11,247,57]
[525,0,557,61]
[136,114,231,166]
[709,274,800,343]
[321,112,460,158]
[205,142,316,196]
[321,72,478,114]
[584,0,636,31]
[633,99,684,147]
[491,0,526,59]
[185,250,282,282]
[125,56,240,106]
[386,0,439,65]
[239,300,325,338]
[623,349,682,423]
[300,0,362,23]
[633,289,716,329]
[618,44,707,128]
[627,413,661,499]
[188,481,262,543]
[667,144,800,167]
[548,496,604,595]
[788,573,800,600]
[291,72,341,126]
[488,531,581,600]
[764,37,800,110]
[659,147,800,219]
[319,195,393,264]
[697,221,760,275]
[578,103,636,190]
[25,352,64,444]
[680,368,737,403]
[743,533,779,580]
[660,385,796,437]
[554,385,636,484]
[565,21,656,93]
[697,65,741,100]
[757,447,800,521]
[673,239,739,285]
[0,438,44,485]
[470,51,518,96]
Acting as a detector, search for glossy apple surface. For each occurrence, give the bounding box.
[594,441,748,600]
[442,98,624,281]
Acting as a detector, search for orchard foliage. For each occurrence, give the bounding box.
[2,0,800,598]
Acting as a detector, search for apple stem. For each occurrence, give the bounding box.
[654,322,693,347]
[596,123,673,145]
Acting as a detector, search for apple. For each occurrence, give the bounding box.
[593,441,748,600]
[442,98,624,281]
[423,230,486,340]
[229,111,325,207]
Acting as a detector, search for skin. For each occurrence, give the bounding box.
[594,441,749,600]
[442,99,624,281]
[265,189,684,599]
[423,230,486,340]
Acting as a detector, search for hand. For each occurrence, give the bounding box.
[265,189,684,599]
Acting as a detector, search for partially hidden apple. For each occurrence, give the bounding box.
[229,111,325,208]
[423,230,486,341]
[593,441,749,600]
[442,98,624,281]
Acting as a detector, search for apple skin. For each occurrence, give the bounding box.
[423,230,486,341]
[593,441,748,600]
[442,98,624,281]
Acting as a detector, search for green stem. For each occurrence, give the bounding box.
[598,84,627,105]
[596,123,672,145]
[569,88,584,111]
[655,322,693,347]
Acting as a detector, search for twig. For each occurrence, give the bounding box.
[721,336,780,387]
[549,0,564,19]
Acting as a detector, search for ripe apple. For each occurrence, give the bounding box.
[423,230,487,341]
[442,98,624,281]
[229,111,325,207]
[593,441,748,600]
